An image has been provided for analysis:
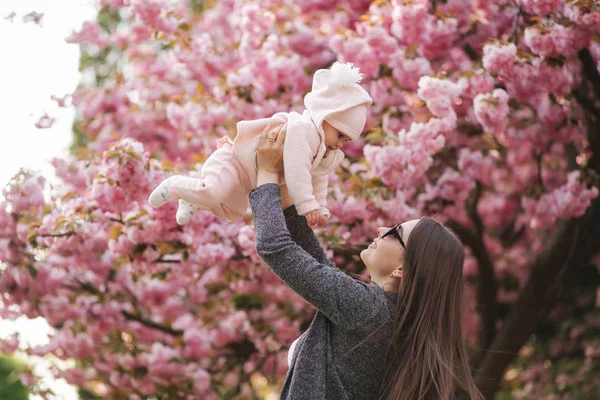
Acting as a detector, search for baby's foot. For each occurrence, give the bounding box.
[149,177,173,208]
[176,199,197,225]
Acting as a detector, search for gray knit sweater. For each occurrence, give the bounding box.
[250,184,397,400]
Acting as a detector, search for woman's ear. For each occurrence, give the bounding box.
[390,267,402,279]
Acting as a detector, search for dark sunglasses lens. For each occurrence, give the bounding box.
[385,225,405,248]
[382,227,396,239]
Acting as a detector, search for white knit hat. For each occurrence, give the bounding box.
[326,104,368,140]
[304,62,373,140]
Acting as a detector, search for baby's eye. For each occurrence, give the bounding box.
[338,133,344,139]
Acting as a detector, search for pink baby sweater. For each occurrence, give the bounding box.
[233,111,344,216]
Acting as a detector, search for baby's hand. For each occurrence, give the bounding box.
[316,214,328,227]
[306,210,321,227]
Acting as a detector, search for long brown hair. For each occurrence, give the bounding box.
[379,217,483,400]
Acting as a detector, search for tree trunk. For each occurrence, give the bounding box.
[474,85,600,395]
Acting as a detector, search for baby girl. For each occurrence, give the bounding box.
[149,62,372,227]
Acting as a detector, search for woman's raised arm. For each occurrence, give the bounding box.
[252,128,390,330]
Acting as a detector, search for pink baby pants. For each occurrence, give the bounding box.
[168,137,252,221]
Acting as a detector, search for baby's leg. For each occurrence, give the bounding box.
[170,139,251,222]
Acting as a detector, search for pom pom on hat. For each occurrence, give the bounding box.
[329,62,364,88]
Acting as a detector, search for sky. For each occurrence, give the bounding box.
[0,1,97,399]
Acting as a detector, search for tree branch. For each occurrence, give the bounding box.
[534,152,546,192]
[507,6,522,44]
[453,181,498,352]
[450,221,497,352]
[121,310,183,336]
[469,181,485,235]
[37,231,75,238]
[578,48,600,100]
[63,276,184,336]
[573,89,600,119]
[153,257,182,263]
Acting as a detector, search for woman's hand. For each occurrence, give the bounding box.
[256,123,287,186]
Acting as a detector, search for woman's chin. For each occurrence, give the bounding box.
[359,249,370,266]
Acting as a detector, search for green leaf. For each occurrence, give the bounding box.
[232,293,265,310]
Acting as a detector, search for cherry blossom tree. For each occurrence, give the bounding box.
[2,0,600,398]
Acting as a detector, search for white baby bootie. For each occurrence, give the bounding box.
[149,177,173,208]
[176,199,197,225]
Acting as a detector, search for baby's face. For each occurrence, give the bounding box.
[323,121,352,152]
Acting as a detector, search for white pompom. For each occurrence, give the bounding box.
[329,62,364,87]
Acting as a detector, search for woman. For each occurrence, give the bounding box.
[251,127,483,399]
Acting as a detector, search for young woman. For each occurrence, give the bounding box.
[251,128,483,399]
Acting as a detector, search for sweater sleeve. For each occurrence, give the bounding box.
[251,183,387,330]
[283,205,335,269]
[283,122,321,215]
[312,174,328,209]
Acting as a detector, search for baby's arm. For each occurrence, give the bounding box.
[312,174,330,226]
[283,122,322,216]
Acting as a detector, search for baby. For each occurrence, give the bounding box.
[149,62,373,226]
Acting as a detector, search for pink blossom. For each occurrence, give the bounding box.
[419,17,459,58]
[356,23,401,66]
[59,368,88,387]
[524,21,574,58]
[482,42,517,76]
[458,148,503,187]
[457,69,495,100]
[521,171,599,229]
[329,194,371,224]
[237,225,256,256]
[240,3,276,37]
[390,53,433,91]
[328,35,381,79]
[565,2,600,31]
[34,113,56,129]
[478,193,521,230]
[130,0,177,33]
[519,0,563,16]
[418,168,474,220]
[533,59,580,95]
[22,11,43,25]
[101,0,130,6]
[66,21,110,49]
[365,115,452,189]
[185,364,212,395]
[112,22,152,49]
[417,76,462,118]
[19,373,38,387]
[51,94,71,107]
[390,0,429,44]
[0,333,20,354]
[2,171,46,213]
[296,0,340,13]
[473,88,510,134]
[4,11,16,22]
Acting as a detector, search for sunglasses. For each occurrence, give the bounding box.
[381,223,406,249]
